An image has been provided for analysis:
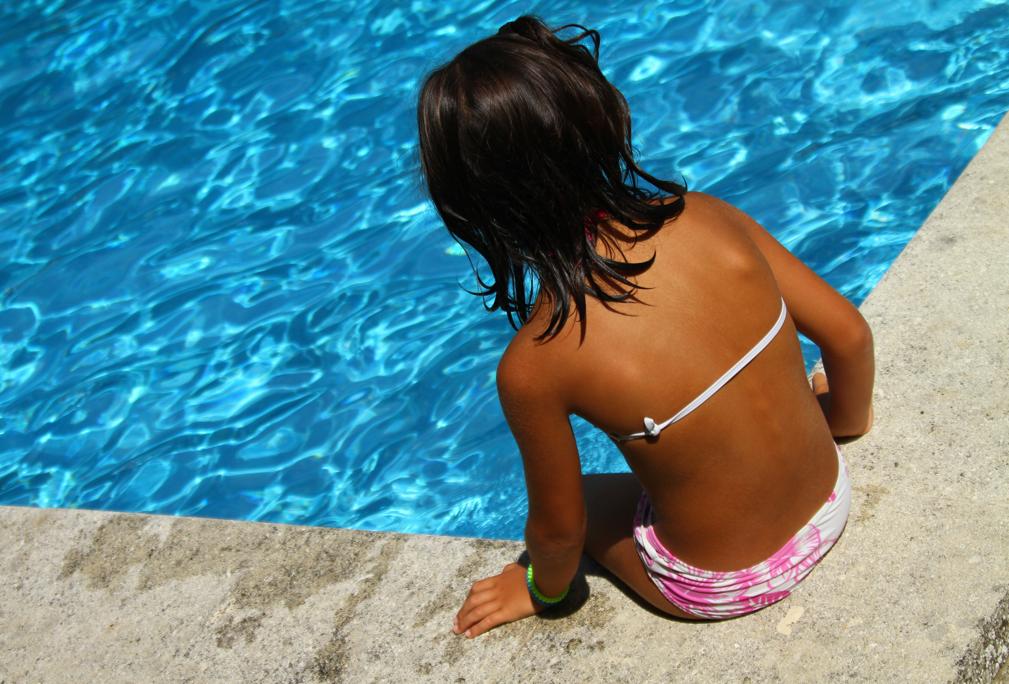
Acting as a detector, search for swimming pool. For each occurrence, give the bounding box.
[1,0,1007,540]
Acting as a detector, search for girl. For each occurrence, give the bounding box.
[417,16,874,638]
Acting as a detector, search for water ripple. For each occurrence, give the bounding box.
[1,0,1007,539]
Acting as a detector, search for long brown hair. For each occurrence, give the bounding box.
[417,15,686,339]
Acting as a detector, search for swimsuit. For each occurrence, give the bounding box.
[609,297,788,442]
[611,297,852,619]
[634,444,850,619]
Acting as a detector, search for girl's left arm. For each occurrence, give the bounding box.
[452,349,585,638]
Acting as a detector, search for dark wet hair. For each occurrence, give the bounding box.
[417,15,686,339]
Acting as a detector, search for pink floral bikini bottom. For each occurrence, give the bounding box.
[632,444,851,620]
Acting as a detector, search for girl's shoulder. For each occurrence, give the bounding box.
[496,270,605,414]
[496,296,577,401]
[495,191,759,404]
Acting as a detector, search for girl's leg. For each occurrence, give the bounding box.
[582,473,700,621]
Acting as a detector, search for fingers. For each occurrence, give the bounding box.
[465,610,508,639]
[453,589,497,634]
[810,371,828,394]
[468,576,495,596]
[457,600,503,638]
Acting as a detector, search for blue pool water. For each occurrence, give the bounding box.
[1,1,1007,539]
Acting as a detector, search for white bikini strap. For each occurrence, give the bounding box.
[613,297,788,442]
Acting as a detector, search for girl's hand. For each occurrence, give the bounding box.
[452,563,544,638]
[811,371,873,441]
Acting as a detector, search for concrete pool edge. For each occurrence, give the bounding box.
[959,590,1009,682]
[2,111,1008,682]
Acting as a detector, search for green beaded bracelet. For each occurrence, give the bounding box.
[526,564,570,606]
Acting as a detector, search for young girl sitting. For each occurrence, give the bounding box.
[416,15,875,638]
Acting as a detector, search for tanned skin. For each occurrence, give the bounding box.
[452,191,874,637]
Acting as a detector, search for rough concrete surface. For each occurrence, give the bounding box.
[2,116,1008,683]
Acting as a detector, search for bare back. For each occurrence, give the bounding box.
[505,191,839,571]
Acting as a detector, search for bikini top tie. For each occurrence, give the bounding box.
[610,297,788,442]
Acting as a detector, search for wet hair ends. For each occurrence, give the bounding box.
[418,15,686,339]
